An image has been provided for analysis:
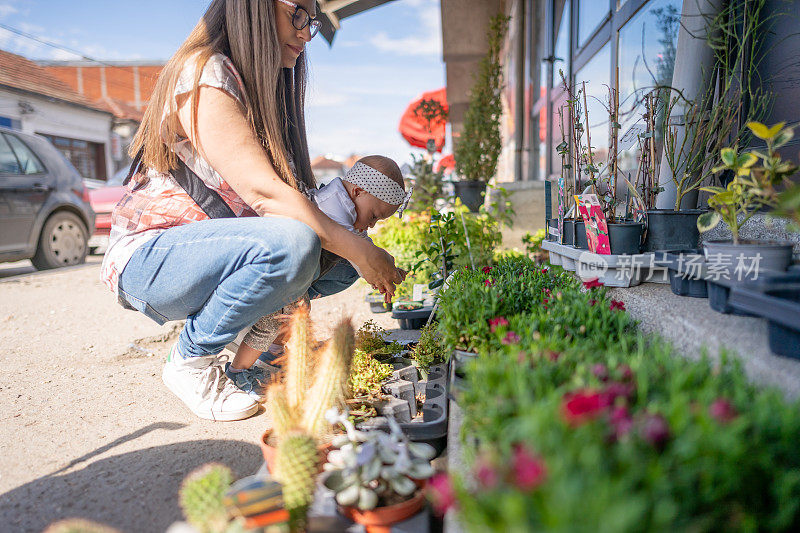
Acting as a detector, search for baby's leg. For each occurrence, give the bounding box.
[232,313,284,369]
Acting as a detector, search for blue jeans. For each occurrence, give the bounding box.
[117,217,359,358]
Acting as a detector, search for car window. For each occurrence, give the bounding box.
[0,133,22,174]
[4,133,45,174]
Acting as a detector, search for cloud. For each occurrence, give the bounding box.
[307,91,349,108]
[0,3,17,19]
[369,5,441,57]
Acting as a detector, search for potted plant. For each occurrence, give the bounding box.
[322,410,436,532]
[453,14,507,212]
[261,309,355,478]
[698,122,796,274]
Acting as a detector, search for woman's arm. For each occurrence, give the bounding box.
[176,86,404,298]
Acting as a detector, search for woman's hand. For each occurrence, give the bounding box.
[353,242,406,303]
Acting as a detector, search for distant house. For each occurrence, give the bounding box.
[311,155,345,185]
[0,49,114,181]
[40,60,165,174]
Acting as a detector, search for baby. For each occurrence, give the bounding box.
[224,155,410,399]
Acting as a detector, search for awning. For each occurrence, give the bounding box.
[398,87,449,153]
[318,0,398,45]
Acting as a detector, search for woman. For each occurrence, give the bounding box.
[101,0,404,421]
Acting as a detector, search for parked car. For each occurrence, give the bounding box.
[86,167,127,253]
[0,126,95,269]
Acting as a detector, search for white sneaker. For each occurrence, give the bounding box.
[162,344,259,421]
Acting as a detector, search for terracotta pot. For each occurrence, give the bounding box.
[339,488,427,533]
[259,429,333,476]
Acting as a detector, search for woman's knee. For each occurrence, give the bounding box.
[278,219,321,287]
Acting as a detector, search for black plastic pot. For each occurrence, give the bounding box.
[392,306,433,330]
[641,209,703,252]
[608,222,644,255]
[453,181,487,212]
[703,240,794,276]
[655,249,708,298]
[560,219,575,246]
[729,283,800,359]
[575,220,589,250]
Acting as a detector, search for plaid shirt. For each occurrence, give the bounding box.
[100,53,257,294]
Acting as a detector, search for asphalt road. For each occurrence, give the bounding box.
[0,255,407,533]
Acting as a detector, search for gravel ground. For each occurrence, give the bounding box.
[0,256,412,533]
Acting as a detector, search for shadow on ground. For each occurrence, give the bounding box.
[0,435,263,533]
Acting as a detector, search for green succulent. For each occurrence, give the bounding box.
[278,431,319,532]
[179,463,233,533]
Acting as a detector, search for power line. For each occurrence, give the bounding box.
[0,21,160,82]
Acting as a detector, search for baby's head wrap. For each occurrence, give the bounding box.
[344,162,413,218]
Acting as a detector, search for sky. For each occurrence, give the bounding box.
[0,0,445,166]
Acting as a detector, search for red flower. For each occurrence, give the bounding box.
[489,316,509,332]
[561,389,610,426]
[609,300,626,311]
[604,381,635,402]
[511,445,547,490]
[484,279,495,287]
[427,472,456,515]
[541,268,549,274]
[589,299,597,306]
[543,288,551,295]
[474,458,499,488]
[709,398,738,423]
[502,331,521,345]
[639,413,670,449]
[542,298,549,305]
[617,364,634,382]
[583,278,604,289]
[482,266,493,274]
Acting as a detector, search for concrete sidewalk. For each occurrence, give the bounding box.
[0,258,406,533]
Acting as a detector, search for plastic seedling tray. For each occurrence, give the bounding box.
[356,356,450,456]
[653,250,708,298]
[391,306,433,330]
[705,267,800,316]
[729,282,800,359]
[542,240,667,287]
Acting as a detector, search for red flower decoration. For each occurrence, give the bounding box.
[583,278,604,289]
[482,266,493,274]
[502,331,521,345]
[427,472,456,515]
[609,300,626,311]
[561,389,610,426]
[489,316,509,332]
[511,445,547,490]
[709,398,738,423]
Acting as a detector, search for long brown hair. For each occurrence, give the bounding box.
[129,0,314,190]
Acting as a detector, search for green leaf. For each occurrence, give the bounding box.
[773,127,794,149]
[697,211,721,232]
[720,147,737,166]
[748,121,784,140]
[739,152,758,169]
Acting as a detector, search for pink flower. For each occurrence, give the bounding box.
[561,389,610,426]
[639,413,670,449]
[609,300,626,311]
[427,472,456,515]
[617,364,634,382]
[501,331,520,345]
[583,278,604,289]
[604,381,635,402]
[709,398,738,423]
[474,458,498,488]
[592,364,609,382]
[482,266,493,274]
[546,350,561,362]
[484,279,495,287]
[609,405,634,440]
[489,316,509,332]
[543,288,551,296]
[511,445,547,490]
[589,299,597,306]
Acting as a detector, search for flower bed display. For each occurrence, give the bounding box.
[431,256,800,531]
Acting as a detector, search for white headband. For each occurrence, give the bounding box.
[344,162,413,217]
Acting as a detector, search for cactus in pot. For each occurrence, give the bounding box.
[322,409,436,511]
[178,463,235,533]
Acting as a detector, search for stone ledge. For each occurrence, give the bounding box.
[611,283,800,400]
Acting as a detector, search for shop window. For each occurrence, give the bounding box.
[530,111,548,181]
[575,43,612,169]
[617,0,681,175]
[40,134,107,180]
[552,0,571,87]
[578,0,609,47]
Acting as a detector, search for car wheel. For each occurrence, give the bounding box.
[31,211,88,270]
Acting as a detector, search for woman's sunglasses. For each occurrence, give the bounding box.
[276,0,322,39]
